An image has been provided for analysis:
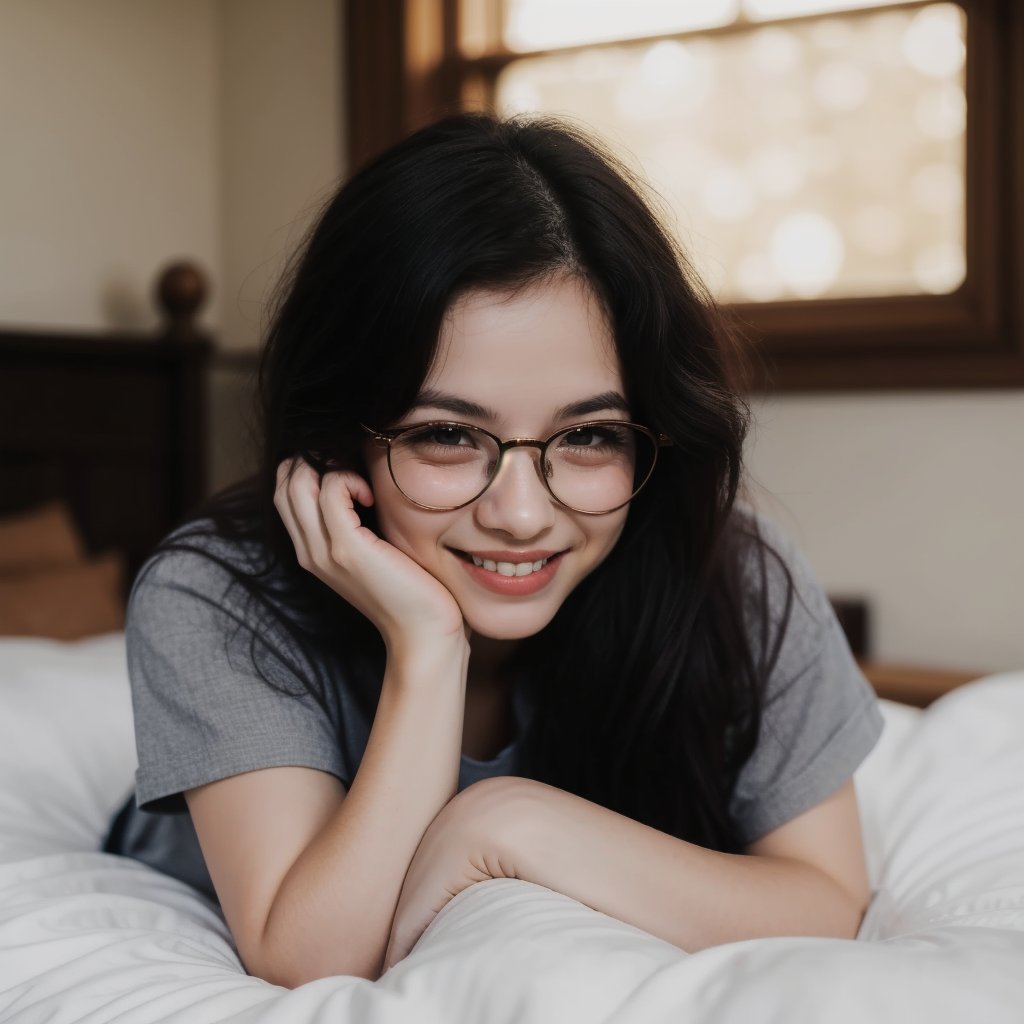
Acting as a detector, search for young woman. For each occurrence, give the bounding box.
[104,112,884,986]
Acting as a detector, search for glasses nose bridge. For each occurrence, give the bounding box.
[494,436,553,483]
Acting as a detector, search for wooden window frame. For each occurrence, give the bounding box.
[346,0,1024,391]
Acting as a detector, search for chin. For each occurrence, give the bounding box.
[461,602,561,641]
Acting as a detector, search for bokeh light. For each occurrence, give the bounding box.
[902,5,966,78]
[913,241,966,292]
[850,204,906,256]
[813,60,871,111]
[770,211,845,298]
[915,84,967,139]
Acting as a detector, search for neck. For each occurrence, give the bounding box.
[466,633,519,690]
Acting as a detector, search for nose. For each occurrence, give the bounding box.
[473,446,557,538]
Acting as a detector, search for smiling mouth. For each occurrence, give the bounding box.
[450,549,565,577]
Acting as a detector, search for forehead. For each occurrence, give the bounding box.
[425,276,622,418]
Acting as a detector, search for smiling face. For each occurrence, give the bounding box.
[363,274,633,641]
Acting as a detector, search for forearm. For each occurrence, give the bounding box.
[512,782,867,953]
[259,640,469,985]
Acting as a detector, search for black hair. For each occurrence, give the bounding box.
[161,112,792,852]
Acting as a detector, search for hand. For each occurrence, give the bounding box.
[274,456,466,652]
[382,777,531,972]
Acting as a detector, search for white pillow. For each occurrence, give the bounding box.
[855,673,1024,939]
[0,633,136,862]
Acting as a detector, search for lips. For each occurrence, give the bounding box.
[449,547,567,596]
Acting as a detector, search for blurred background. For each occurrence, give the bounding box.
[1,0,1021,675]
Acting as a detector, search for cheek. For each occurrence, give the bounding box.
[371,491,457,568]
[371,498,421,556]
[364,455,412,541]
[363,450,392,501]
[590,510,629,560]
[359,457,400,534]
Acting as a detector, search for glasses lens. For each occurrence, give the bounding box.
[389,423,499,509]
[545,423,656,513]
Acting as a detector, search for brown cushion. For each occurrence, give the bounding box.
[0,554,125,639]
[0,501,86,573]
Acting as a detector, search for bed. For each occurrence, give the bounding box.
[1,306,1022,1023]
[2,637,1022,1023]
[0,263,211,601]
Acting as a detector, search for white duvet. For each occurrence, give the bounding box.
[1,634,1022,1024]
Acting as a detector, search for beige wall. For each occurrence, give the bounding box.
[745,392,1024,672]
[0,0,342,340]
[0,0,221,331]
[219,0,343,353]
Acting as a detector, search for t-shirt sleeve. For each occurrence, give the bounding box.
[728,514,884,845]
[126,543,348,814]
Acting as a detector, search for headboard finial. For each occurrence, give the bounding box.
[156,261,209,343]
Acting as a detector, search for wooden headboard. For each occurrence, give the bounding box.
[0,264,212,590]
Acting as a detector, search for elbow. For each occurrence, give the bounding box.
[814,879,870,941]
[237,890,389,986]
[826,899,868,943]
[793,858,873,941]
[843,888,872,940]
[241,934,383,988]
[774,859,872,941]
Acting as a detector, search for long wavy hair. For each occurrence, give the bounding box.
[161,112,792,853]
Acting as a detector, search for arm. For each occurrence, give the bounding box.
[188,642,467,987]
[187,459,469,987]
[384,775,870,968]
[514,776,870,950]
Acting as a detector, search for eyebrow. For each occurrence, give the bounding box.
[412,388,631,422]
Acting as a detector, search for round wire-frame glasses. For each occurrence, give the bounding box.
[362,419,673,515]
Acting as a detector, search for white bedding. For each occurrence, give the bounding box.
[1,634,1022,1023]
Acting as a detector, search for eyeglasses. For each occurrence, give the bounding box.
[363,420,671,515]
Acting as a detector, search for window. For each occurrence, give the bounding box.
[346,0,1024,390]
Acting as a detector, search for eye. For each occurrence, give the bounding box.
[563,428,600,447]
[401,424,473,447]
[559,425,629,448]
[397,423,491,453]
[426,425,470,446]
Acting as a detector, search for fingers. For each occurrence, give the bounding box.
[273,459,305,559]
[274,457,375,575]
[318,470,374,558]
[275,458,328,570]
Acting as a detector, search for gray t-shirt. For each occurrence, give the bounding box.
[105,510,883,902]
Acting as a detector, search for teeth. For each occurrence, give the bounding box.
[468,554,551,576]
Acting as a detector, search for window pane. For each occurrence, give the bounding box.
[503,0,739,53]
[496,3,967,302]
